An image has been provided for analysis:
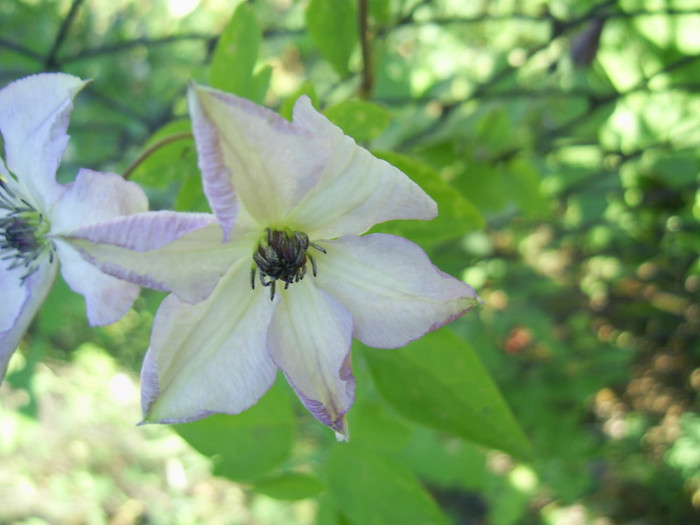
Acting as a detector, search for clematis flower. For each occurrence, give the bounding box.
[0,73,149,382]
[69,84,481,438]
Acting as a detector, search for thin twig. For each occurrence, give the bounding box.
[122,132,194,180]
[358,0,373,99]
[45,0,84,69]
[401,8,699,27]
[60,33,214,64]
[0,39,45,62]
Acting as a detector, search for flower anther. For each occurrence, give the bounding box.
[251,227,327,300]
[0,178,54,282]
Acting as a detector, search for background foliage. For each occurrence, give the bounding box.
[1,0,699,523]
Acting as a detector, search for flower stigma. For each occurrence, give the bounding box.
[0,178,54,282]
[251,227,327,300]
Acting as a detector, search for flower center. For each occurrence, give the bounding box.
[251,228,326,300]
[0,179,53,282]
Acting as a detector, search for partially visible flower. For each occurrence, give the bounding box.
[71,84,481,439]
[0,73,150,381]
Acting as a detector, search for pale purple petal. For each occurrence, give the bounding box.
[68,215,248,304]
[48,168,148,232]
[0,260,58,382]
[141,261,278,423]
[187,86,239,240]
[53,240,140,326]
[0,73,88,209]
[188,85,329,230]
[267,279,356,438]
[287,96,437,239]
[316,234,481,349]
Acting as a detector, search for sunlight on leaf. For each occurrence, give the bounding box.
[361,329,533,461]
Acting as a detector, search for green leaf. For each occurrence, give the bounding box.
[210,3,263,100]
[306,0,358,76]
[325,100,392,142]
[128,120,195,189]
[650,153,698,188]
[476,106,513,155]
[507,155,550,219]
[396,427,487,490]
[454,162,508,213]
[369,0,392,24]
[361,329,533,461]
[175,168,209,213]
[370,152,484,244]
[250,64,272,105]
[346,400,413,452]
[254,472,325,501]
[173,380,295,481]
[316,494,346,525]
[326,443,451,525]
[280,81,319,121]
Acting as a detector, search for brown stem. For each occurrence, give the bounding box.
[358,0,373,99]
[122,132,194,180]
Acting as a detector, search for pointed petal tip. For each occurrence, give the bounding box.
[333,416,350,442]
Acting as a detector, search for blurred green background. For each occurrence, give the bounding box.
[1,0,699,523]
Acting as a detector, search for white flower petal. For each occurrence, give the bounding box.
[268,280,355,438]
[316,234,481,348]
[53,240,140,326]
[67,212,239,304]
[188,85,329,230]
[142,261,279,423]
[49,169,148,233]
[0,73,88,209]
[0,260,58,382]
[287,96,437,239]
[187,86,239,240]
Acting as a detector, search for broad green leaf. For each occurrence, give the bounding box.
[128,120,195,189]
[326,443,451,525]
[306,0,358,76]
[173,380,295,481]
[650,153,698,188]
[346,400,413,452]
[175,168,209,213]
[254,472,325,501]
[250,64,272,105]
[37,276,87,335]
[396,427,487,490]
[371,152,484,244]
[325,100,391,142]
[507,155,550,219]
[211,3,263,100]
[454,162,508,213]
[369,0,391,24]
[476,106,513,155]
[316,494,345,525]
[361,329,533,460]
[6,338,47,418]
[280,81,319,121]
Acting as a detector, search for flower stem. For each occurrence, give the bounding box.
[358,0,373,99]
[122,131,194,180]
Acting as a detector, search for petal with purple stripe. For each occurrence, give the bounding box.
[316,234,481,349]
[268,280,356,439]
[141,260,278,424]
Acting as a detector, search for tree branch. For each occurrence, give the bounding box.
[45,0,84,69]
[0,39,44,63]
[60,33,214,64]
